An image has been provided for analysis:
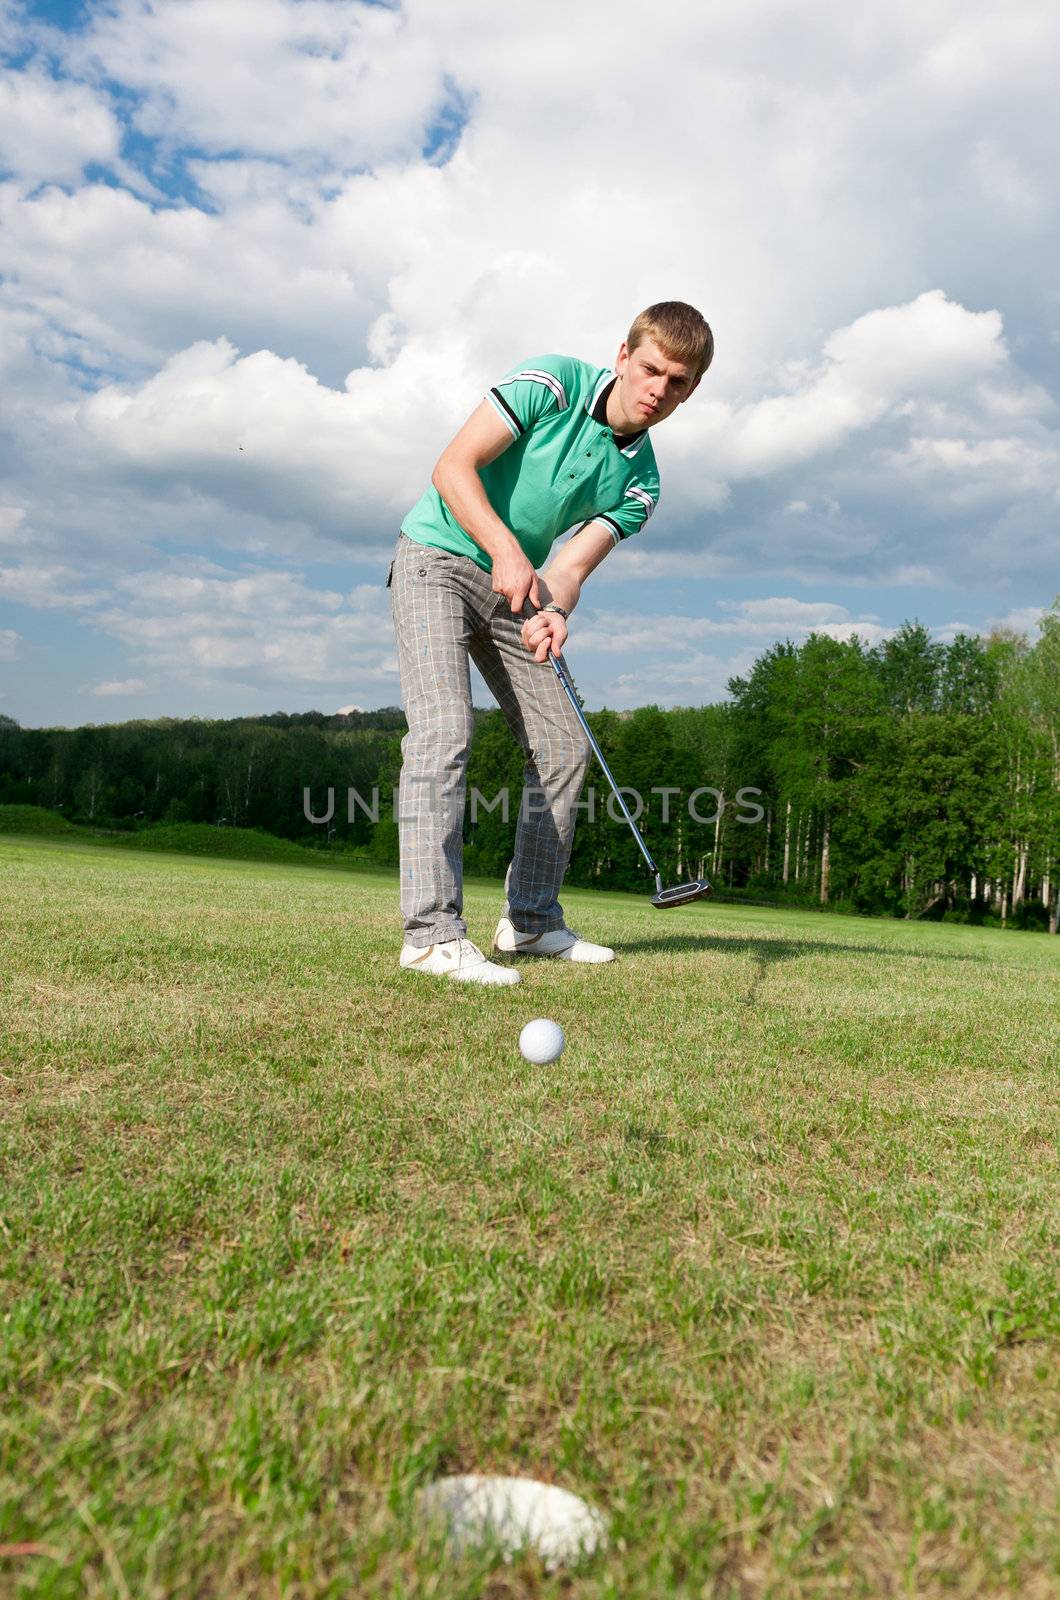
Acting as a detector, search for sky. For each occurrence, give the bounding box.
[1,0,1058,728]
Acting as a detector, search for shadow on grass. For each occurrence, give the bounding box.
[613,929,996,1011]
[612,931,991,973]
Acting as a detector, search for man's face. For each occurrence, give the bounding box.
[612,336,700,432]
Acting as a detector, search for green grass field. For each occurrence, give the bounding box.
[1,830,1058,1599]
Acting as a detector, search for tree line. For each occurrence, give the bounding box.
[2,604,1057,931]
[720,609,1059,931]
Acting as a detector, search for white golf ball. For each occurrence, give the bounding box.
[419,1474,607,1571]
[519,1018,565,1064]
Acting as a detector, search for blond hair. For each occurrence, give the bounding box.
[627,301,714,380]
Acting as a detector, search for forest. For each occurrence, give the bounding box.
[3,607,1058,932]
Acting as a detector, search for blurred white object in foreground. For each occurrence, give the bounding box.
[419,1474,608,1570]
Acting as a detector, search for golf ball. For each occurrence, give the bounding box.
[519,1017,565,1064]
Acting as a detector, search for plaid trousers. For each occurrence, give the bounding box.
[389,532,592,946]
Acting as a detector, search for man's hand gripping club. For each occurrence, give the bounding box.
[489,545,567,660]
[521,604,567,662]
[485,546,564,661]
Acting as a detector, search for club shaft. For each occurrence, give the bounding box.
[543,647,661,882]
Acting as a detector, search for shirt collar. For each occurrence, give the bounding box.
[589,372,647,457]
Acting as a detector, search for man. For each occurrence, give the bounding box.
[389,301,713,984]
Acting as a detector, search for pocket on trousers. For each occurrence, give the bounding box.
[410,546,453,578]
[386,560,394,588]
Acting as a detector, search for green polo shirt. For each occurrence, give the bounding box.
[401,353,661,571]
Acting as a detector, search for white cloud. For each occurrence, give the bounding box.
[681,293,1009,483]
[603,650,755,711]
[575,597,894,655]
[0,562,110,610]
[68,0,448,168]
[882,433,1059,500]
[973,141,1047,228]
[71,334,464,533]
[0,628,20,660]
[564,594,972,709]
[890,564,942,587]
[721,597,875,626]
[3,0,1052,403]
[922,10,1058,95]
[0,67,121,184]
[0,180,372,377]
[90,565,397,689]
[85,677,150,697]
[987,605,1046,638]
[0,507,30,548]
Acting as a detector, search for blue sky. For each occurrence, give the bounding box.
[1,0,1058,727]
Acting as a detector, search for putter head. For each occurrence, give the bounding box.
[651,878,713,909]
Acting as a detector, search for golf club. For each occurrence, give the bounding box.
[524,605,712,909]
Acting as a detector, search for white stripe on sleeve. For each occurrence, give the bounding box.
[624,485,657,521]
[496,369,569,409]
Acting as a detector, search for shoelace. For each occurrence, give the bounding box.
[456,938,487,967]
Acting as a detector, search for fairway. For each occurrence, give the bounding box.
[1,834,1058,1599]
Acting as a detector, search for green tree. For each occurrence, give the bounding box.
[874,621,944,715]
[770,634,881,904]
[860,712,1001,917]
[941,633,999,716]
[1022,601,1060,932]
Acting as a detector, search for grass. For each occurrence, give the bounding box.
[0,805,87,838]
[119,825,342,865]
[1,829,1058,1599]
[0,807,366,872]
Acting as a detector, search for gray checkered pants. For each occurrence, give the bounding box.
[389,532,592,947]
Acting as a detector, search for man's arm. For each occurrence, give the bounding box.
[431,400,542,615]
[541,520,615,610]
[522,520,616,662]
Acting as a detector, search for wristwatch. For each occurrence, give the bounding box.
[542,602,569,620]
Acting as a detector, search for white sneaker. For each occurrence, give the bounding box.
[492,916,615,964]
[399,937,520,986]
